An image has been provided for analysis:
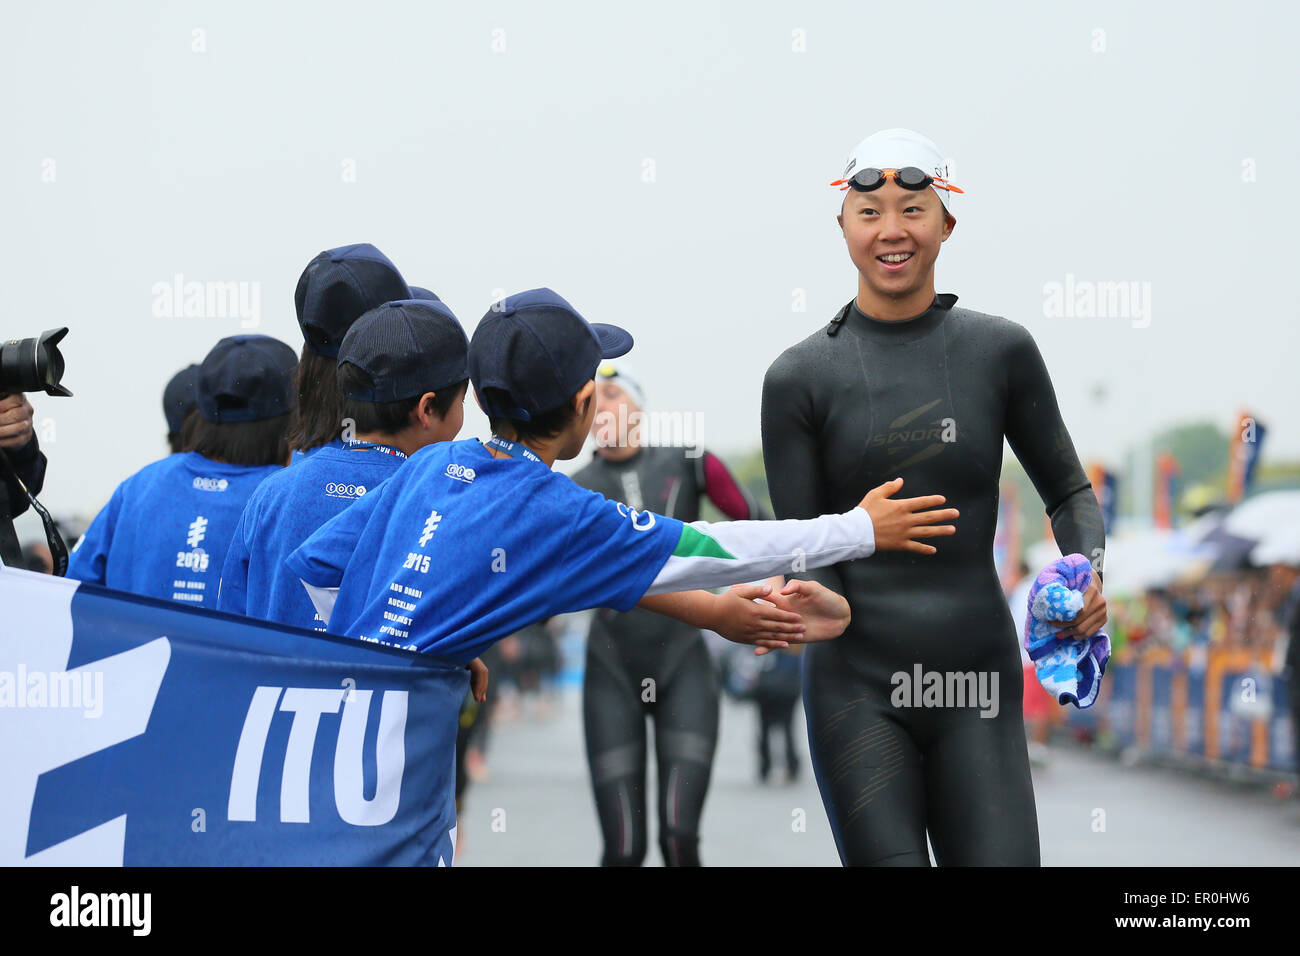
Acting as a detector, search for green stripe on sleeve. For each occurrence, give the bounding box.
[671,525,736,561]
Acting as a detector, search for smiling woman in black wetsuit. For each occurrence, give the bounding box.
[761,129,1109,866]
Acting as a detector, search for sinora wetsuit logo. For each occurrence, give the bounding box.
[869,398,957,470]
[614,501,656,531]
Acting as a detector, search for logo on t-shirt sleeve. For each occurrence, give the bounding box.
[614,501,656,532]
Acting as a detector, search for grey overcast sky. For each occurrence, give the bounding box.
[2,0,1297,521]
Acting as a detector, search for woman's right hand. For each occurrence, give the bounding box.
[751,579,850,655]
[858,478,958,554]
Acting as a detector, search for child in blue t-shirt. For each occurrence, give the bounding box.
[287,243,412,463]
[162,362,200,454]
[219,300,469,631]
[288,289,960,664]
[69,335,297,607]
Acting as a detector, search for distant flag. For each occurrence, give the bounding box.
[1103,471,1119,532]
[994,482,1021,590]
[1087,463,1119,533]
[1153,452,1180,530]
[1227,411,1267,504]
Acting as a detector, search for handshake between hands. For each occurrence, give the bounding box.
[428,479,961,698]
[714,477,959,656]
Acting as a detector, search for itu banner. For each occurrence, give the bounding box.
[0,565,467,866]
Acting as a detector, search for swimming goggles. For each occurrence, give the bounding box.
[831,166,964,196]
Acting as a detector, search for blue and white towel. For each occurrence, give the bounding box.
[1023,553,1111,709]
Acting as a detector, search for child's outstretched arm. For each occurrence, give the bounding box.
[637,584,805,651]
[638,579,852,652]
[642,478,957,596]
[627,479,951,650]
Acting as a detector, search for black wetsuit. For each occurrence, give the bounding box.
[571,444,759,866]
[762,294,1104,866]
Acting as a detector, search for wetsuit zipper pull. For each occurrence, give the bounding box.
[826,300,854,337]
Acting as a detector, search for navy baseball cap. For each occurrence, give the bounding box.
[196,335,299,424]
[295,243,411,358]
[409,286,441,302]
[162,363,200,434]
[338,300,469,403]
[468,288,633,421]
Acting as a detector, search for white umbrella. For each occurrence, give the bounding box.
[1216,490,1300,567]
[1223,490,1300,540]
[1250,525,1300,566]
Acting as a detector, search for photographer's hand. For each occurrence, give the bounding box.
[0,394,36,450]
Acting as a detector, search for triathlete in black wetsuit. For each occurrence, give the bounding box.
[762,129,1107,865]
[571,362,762,866]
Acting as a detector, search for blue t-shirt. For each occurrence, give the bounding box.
[218,440,407,629]
[286,438,684,663]
[289,444,331,466]
[68,452,282,607]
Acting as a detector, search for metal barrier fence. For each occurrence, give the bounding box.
[1059,647,1294,774]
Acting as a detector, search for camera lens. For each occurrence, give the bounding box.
[0,327,72,397]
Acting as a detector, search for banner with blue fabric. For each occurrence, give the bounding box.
[0,565,465,866]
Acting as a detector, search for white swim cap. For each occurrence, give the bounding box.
[595,359,645,409]
[835,128,960,212]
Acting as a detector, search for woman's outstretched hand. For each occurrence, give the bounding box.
[747,579,850,656]
[708,584,807,651]
[858,477,959,554]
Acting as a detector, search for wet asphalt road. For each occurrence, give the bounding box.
[455,689,1300,866]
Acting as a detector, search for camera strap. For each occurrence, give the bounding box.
[0,451,68,576]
